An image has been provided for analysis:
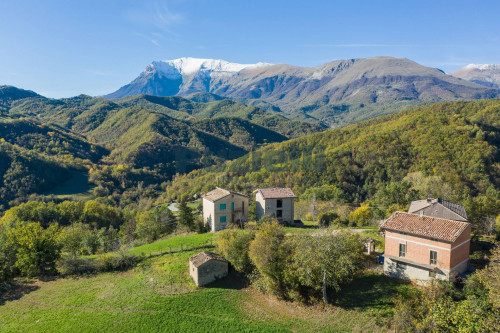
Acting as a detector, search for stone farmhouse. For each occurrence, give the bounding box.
[408,197,468,222]
[202,187,249,232]
[381,211,471,283]
[189,251,228,287]
[255,187,297,224]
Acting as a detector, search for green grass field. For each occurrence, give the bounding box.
[128,232,215,256]
[0,231,407,332]
[43,170,94,201]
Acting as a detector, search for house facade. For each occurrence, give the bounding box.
[202,187,249,232]
[255,187,296,224]
[189,251,228,287]
[381,211,471,283]
[408,197,468,222]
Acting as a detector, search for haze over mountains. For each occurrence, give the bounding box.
[450,64,500,89]
[106,56,500,126]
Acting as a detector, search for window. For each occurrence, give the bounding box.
[231,202,234,211]
[276,210,282,218]
[219,216,226,223]
[277,199,283,208]
[399,243,406,258]
[429,271,436,278]
[430,250,438,265]
[396,262,407,270]
[219,203,226,210]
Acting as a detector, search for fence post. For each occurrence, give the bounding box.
[181,244,183,252]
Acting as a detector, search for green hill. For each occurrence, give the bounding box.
[164,99,500,221]
[0,87,326,208]
[0,140,72,208]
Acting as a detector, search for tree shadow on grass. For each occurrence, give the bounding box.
[334,273,411,314]
[204,270,249,290]
[0,281,40,306]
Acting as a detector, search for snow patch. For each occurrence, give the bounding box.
[142,57,272,78]
[464,64,500,71]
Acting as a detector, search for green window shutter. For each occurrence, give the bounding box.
[231,202,234,211]
[220,203,226,210]
[220,216,226,223]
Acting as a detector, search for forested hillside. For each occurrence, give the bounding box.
[164,99,500,224]
[0,86,324,209]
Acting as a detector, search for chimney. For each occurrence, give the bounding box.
[427,195,433,203]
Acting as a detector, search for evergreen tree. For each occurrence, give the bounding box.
[178,196,195,231]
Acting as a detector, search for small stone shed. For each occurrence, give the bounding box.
[189,251,228,287]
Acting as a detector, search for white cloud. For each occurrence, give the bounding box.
[133,32,162,47]
[124,1,184,37]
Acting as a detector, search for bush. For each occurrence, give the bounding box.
[95,251,142,272]
[57,255,96,275]
[317,211,340,227]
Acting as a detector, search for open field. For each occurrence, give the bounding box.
[0,232,411,332]
[43,170,94,201]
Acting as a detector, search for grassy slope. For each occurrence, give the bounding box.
[1,232,412,332]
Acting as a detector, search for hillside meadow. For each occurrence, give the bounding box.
[0,232,413,333]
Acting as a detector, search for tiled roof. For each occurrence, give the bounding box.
[257,187,297,199]
[189,251,227,268]
[381,211,470,243]
[408,198,468,220]
[203,187,248,202]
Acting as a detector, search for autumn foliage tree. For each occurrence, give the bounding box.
[7,222,61,277]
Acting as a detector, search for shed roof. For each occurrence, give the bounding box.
[381,211,470,243]
[189,251,227,268]
[203,187,248,202]
[256,187,297,199]
[408,198,468,221]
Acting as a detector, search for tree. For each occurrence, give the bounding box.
[217,228,255,274]
[178,196,196,231]
[248,221,289,296]
[348,204,373,226]
[292,231,364,304]
[0,226,17,282]
[82,231,100,255]
[58,223,88,257]
[8,222,61,277]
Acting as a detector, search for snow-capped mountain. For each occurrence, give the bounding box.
[106,57,272,98]
[147,57,271,77]
[106,57,500,126]
[450,64,500,88]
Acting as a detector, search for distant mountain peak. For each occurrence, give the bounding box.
[463,63,500,71]
[146,57,272,76]
[450,64,500,89]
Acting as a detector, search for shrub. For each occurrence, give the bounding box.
[95,251,142,272]
[317,211,340,228]
[57,255,96,275]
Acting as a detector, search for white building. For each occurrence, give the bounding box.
[202,187,249,232]
[255,187,296,224]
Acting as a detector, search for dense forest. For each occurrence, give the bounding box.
[163,99,500,226]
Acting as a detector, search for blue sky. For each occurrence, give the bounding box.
[1,0,499,98]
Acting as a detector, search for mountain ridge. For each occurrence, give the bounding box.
[106,56,500,126]
[451,63,500,89]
